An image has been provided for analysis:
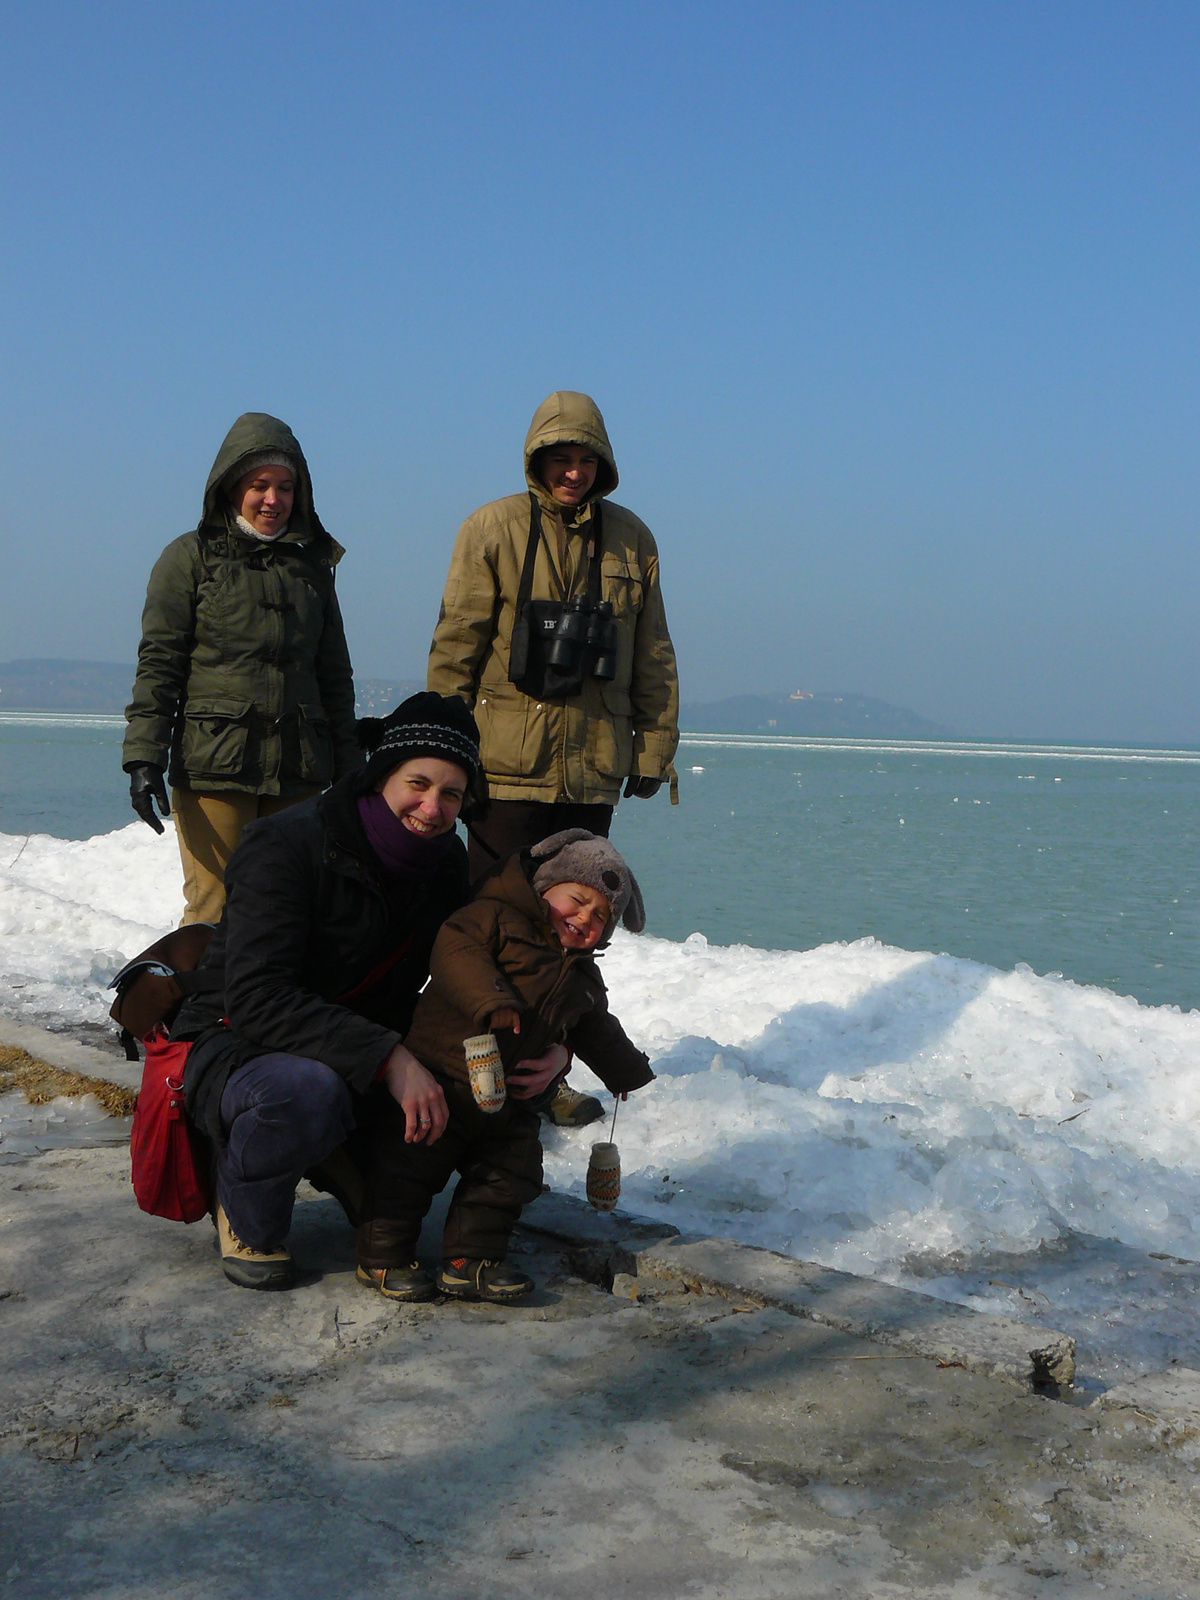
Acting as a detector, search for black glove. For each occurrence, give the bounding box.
[128,764,171,834]
[623,776,663,800]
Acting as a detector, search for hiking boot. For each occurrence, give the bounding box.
[306,1143,365,1228]
[215,1205,295,1291]
[541,1082,604,1128]
[356,1262,437,1303]
[437,1257,534,1302]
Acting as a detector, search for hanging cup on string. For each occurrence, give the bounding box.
[463,1033,506,1113]
[586,1141,621,1212]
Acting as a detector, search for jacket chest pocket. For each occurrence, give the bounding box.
[600,556,643,617]
[193,565,245,641]
[295,703,332,786]
[181,698,254,777]
[280,573,329,658]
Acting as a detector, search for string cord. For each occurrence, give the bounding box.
[608,1094,620,1144]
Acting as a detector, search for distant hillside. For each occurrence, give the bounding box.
[354,677,425,714]
[680,691,957,740]
[0,659,423,718]
[0,660,134,711]
[1,662,954,739]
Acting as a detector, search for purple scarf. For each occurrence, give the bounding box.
[357,791,457,882]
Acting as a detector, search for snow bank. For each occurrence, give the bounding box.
[0,823,182,1024]
[4,822,1200,1304]
[555,933,1200,1282]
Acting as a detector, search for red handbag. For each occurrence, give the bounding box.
[129,1027,213,1223]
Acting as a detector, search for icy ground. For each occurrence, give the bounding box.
[9,1150,1200,1598]
[3,822,1200,1386]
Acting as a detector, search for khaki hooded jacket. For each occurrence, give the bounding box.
[427,392,679,805]
[123,413,359,796]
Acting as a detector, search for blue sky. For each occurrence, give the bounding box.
[2,1,1197,741]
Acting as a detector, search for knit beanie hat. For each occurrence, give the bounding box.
[356,692,487,818]
[530,829,646,934]
[222,450,298,497]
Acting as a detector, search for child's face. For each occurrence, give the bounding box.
[541,881,612,951]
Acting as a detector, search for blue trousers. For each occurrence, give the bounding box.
[217,1054,355,1252]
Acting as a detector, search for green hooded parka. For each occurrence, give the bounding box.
[123,413,358,795]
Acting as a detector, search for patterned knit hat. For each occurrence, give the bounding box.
[530,829,646,934]
[357,693,487,818]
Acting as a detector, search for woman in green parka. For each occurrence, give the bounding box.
[123,413,359,924]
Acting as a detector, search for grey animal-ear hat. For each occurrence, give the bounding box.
[530,829,646,934]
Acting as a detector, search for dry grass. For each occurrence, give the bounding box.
[0,1046,137,1117]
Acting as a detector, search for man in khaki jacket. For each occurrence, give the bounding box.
[428,391,679,1124]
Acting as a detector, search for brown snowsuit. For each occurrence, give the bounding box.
[359,854,653,1267]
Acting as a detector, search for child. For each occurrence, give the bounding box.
[357,829,654,1303]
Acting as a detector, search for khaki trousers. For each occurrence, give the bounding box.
[172,789,318,926]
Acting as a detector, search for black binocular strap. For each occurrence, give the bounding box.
[465,825,501,862]
[515,492,604,614]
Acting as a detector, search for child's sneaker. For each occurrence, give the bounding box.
[438,1257,534,1302]
[356,1262,436,1302]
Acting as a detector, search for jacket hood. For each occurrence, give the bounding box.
[199,413,332,547]
[523,391,618,508]
[476,852,550,925]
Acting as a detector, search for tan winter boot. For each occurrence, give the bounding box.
[542,1082,604,1128]
[215,1205,295,1290]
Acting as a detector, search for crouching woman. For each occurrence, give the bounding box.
[174,693,567,1292]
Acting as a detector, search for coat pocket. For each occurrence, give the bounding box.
[589,685,634,780]
[180,698,254,778]
[296,702,333,787]
[475,691,552,780]
[600,556,643,617]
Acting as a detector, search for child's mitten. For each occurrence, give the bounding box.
[586,1141,621,1212]
[464,1033,506,1113]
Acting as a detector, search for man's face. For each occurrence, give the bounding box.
[538,445,599,507]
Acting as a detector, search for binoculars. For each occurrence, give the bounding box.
[544,597,619,681]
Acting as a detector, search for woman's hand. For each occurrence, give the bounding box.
[489,1007,521,1034]
[128,764,171,834]
[382,1043,448,1143]
[507,1042,570,1100]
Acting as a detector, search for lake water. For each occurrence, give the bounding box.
[3,712,1198,1011]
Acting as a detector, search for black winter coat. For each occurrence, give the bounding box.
[179,772,470,1139]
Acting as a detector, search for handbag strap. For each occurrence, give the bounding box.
[332,931,417,1003]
